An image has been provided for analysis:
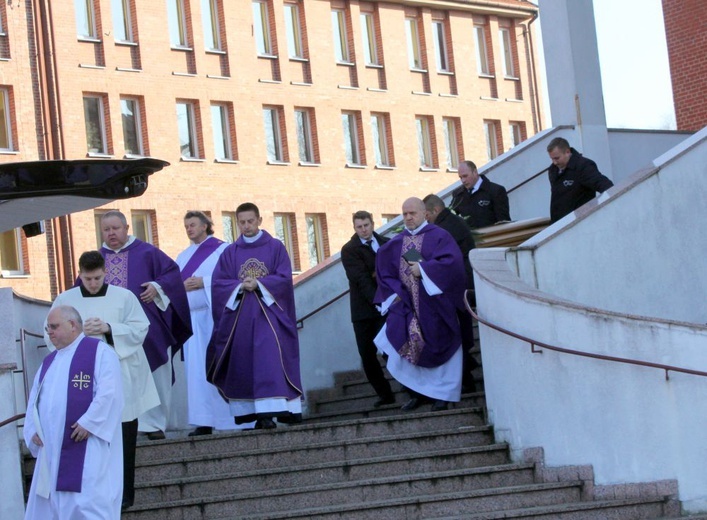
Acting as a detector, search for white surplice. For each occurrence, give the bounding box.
[45,285,159,422]
[176,236,237,430]
[24,335,124,520]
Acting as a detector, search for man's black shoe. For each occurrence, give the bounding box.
[255,418,277,430]
[373,396,396,408]
[431,400,449,412]
[146,430,165,441]
[401,397,422,411]
[188,426,213,437]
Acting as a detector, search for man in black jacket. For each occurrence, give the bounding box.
[341,211,395,408]
[450,160,510,229]
[424,195,478,392]
[547,137,614,223]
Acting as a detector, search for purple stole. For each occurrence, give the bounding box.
[181,237,224,280]
[398,233,426,364]
[38,336,100,493]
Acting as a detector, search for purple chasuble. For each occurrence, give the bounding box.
[206,231,303,407]
[100,239,192,371]
[38,336,100,493]
[181,237,224,280]
[374,224,465,368]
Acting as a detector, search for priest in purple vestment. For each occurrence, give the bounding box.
[374,197,466,412]
[207,202,303,430]
[99,210,192,439]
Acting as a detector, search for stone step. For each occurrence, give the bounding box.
[136,405,487,463]
[135,461,536,508]
[135,426,499,482]
[124,480,583,520]
[434,496,673,519]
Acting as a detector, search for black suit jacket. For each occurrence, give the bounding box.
[450,175,511,229]
[341,231,389,322]
[433,208,476,289]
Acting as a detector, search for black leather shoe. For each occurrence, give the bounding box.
[255,418,277,430]
[401,397,422,411]
[146,430,165,440]
[373,396,396,408]
[188,426,213,437]
[431,400,449,412]
[121,500,133,511]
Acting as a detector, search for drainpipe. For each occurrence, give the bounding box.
[521,3,543,133]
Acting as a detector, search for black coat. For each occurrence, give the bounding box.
[341,231,389,322]
[450,176,510,229]
[433,208,476,289]
[548,148,613,223]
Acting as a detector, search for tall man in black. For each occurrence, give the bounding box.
[341,211,395,408]
[547,137,614,223]
[450,160,510,229]
[424,194,478,392]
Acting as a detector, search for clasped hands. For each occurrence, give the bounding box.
[83,317,109,336]
[241,277,259,292]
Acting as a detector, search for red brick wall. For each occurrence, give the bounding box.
[662,0,707,131]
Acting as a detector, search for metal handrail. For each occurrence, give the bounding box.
[464,292,707,381]
[296,289,349,329]
[507,166,549,194]
[0,413,25,429]
[21,328,46,404]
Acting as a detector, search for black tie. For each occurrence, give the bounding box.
[366,239,374,252]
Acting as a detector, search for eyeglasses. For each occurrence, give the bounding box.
[45,323,63,332]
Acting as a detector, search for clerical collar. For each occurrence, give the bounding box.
[242,230,263,243]
[407,221,428,236]
[80,283,109,298]
[470,176,483,194]
[103,235,136,253]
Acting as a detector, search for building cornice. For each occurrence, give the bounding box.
[380,0,538,19]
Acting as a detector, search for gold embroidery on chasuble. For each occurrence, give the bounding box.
[239,258,269,280]
[397,233,426,365]
[105,252,129,288]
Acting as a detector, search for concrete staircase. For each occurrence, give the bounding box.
[119,360,701,520]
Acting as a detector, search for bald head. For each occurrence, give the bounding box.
[46,305,83,349]
[402,197,427,230]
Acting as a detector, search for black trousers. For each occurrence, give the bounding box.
[352,316,393,399]
[122,418,138,506]
[458,308,479,388]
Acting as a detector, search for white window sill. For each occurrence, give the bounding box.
[365,63,383,69]
[289,57,309,63]
[504,75,520,81]
[412,90,432,96]
[336,61,355,67]
[124,154,146,159]
[87,152,114,158]
[171,45,194,52]
[374,165,395,170]
[266,160,291,166]
[116,67,142,72]
[419,167,439,172]
[207,74,230,80]
[257,53,278,60]
[115,40,138,47]
[78,37,102,43]
[215,159,239,164]
[298,161,321,167]
[345,163,366,169]
[478,73,495,79]
[206,49,226,55]
[409,67,428,73]
[437,70,454,76]
[480,96,499,101]
[0,273,29,279]
[0,150,19,155]
[79,64,106,69]
[173,71,197,77]
[180,157,205,162]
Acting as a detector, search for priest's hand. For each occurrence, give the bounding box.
[70,422,90,443]
[242,277,258,292]
[31,433,43,447]
[83,317,109,336]
[140,282,158,303]
[408,261,422,278]
[184,276,204,292]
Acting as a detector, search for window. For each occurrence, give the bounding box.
[360,12,378,66]
[167,0,188,48]
[499,28,515,77]
[295,108,316,164]
[176,101,199,158]
[0,229,23,275]
[380,214,398,225]
[0,88,14,151]
[305,214,328,268]
[202,0,221,51]
[284,3,304,59]
[415,116,434,169]
[111,0,133,42]
[405,17,422,70]
[253,1,273,56]
[432,20,449,72]
[509,121,525,148]
[83,95,108,155]
[263,106,285,163]
[222,212,238,242]
[120,98,143,156]
[274,213,299,271]
[484,120,500,160]
[211,103,233,160]
[371,113,391,167]
[131,212,153,244]
[341,111,363,166]
[76,0,98,39]
[475,25,490,75]
[443,117,460,170]
[331,9,350,63]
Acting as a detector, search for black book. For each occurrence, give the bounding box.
[402,249,423,263]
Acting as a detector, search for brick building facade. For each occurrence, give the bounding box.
[0,0,542,301]
[662,0,707,131]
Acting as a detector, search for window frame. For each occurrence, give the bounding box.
[120,97,144,157]
[202,0,222,51]
[253,0,274,57]
[284,3,304,59]
[221,212,239,243]
[331,9,351,64]
[432,20,449,73]
[0,87,14,152]
[371,113,391,168]
[0,229,24,276]
[405,17,423,70]
[499,27,516,78]
[176,101,199,159]
[274,213,298,271]
[305,214,326,268]
[75,0,99,40]
[211,103,233,161]
[415,116,434,169]
[474,25,490,76]
[484,120,499,160]
[443,117,460,170]
[83,95,108,155]
[131,211,154,244]
[509,122,524,148]
[341,111,362,166]
[111,0,134,43]
[263,106,285,163]
[360,12,378,66]
[168,0,189,48]
[295,108,316,165]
